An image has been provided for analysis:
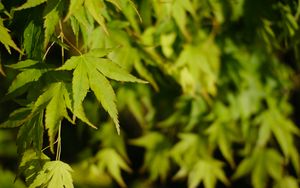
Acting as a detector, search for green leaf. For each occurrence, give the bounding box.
[233,149,284,188]
[117,0,141,33]
[8,69,45,94]
[87,65,120,133]
[58,52,146,133]
[205,120,236,167]
[134,60,159,91]
[130,132,165,149]
[72,62,96,128]
[72,63,89,112]
[43,0,62,47]
[0,18,22,53]
[45,83,69,152]
[18,149,50,185]
[290,146,300,176]
[31,82,72,152]
[58,56,80,71]
[23,20,44,59]
[95,121,129,160]
[232,156,255,180]
[171,133,208,166]
[188,159,229,188]
[15,0,47,10]
[265,149,283,180]
[0,108,31,128]
[95,148,131,187]
[29,161,74,188]
[65,0,85,20]
[171,0,192,40]
[86,47,115,58]
[255,109,300,157]
[7,59,39,69]
[274,176,299,188]
[84,0,109,34]
[16,112,44,155]
[105,0,122,10]
[130,132,171,181]
[93,58,147,83]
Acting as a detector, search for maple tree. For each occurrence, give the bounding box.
[0,0,300,188]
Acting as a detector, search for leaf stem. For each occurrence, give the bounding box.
[59,21,65,65]
[56,123,62,161]
[42,41,56,61]
[63,36,82,55]
[42,139,59,152]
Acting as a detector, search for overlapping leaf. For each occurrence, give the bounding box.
[58,52,146,134]
[43,0,63,47]
[0,18,21,53]
[0,107,31,128]
[130,132,172,181]
[94,148,131,187]
[6,60,48,94]
[31,82,72,152]
[29,161,74,188]
[15,0,47,10]
[187,159,229,188]
[18,149,50,185]
[17,111,44,155]
[233,149,284,188]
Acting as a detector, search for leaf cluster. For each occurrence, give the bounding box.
[0,0,299,188]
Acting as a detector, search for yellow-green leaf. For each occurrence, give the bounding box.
[29,161,74,188]
[15,0,47,10]
[92,58,147,83]
[45,83,68,152]
[0,19,22,53]
[87,65,120,134]
[84,0,109,34]
[64,0,85,20]
[8,69,44,94]
[95,148,131,187]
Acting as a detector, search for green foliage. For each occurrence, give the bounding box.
[0,0,300,188]
[0,19,21,53]
[29,160,73,188]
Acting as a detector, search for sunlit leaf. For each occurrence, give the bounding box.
[58,52,146,133]
[188,159,229,188]
[65,0,85,20]
[94,148,131,187]
[84,0,109,34]
[18,149,50,185]
[43,0,63,47]
[31,82,72,152]
[29,161,74,188]
[0,19,22,53]
[16,112,44,155]
[15,0,47,10]
[0,108,31,128]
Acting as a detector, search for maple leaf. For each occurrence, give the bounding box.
[58,52,146,134]
[18,149,50,185]
[233,148,284,188]
[29,161,74,188]
[94,148,131,187]
[84,0,109,35]
[17,111,44,155]
[15,0,47,11]
[0,18,22,53]
[43,0,63,47]
[30,82,72,153]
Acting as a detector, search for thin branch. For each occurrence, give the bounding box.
[63,35,82,55]
[42,41,56,61]
[56,123,62,161]
[59,21,65,64]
